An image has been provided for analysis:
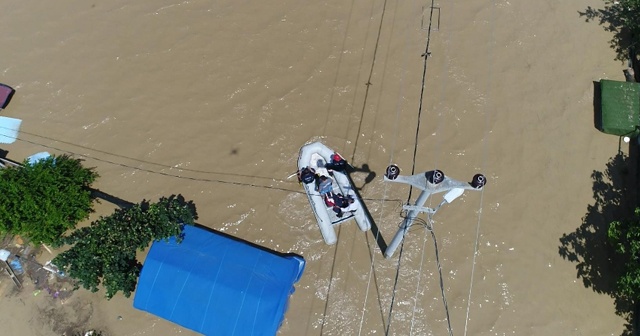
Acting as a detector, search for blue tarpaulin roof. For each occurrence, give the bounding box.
[133,225,305,336]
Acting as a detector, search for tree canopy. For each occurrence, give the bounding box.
[53,195,197,299]
[582,0,640,64]
[609,208,640,300]
[0,155,98,245]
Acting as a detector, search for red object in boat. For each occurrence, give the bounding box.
[0,84,15,110]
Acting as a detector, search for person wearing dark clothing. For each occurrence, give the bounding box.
[325,153,347,172]
[297,167,316,184]
[329,193,357,218]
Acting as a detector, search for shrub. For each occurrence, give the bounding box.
[0,155,98,245]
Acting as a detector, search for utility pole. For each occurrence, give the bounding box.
[383,165,486,259]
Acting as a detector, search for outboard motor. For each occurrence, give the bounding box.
[425,169,445,184]
[470,174,486,189]
[385,164,400,180]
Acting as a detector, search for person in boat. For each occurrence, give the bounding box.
[330,193,358,218]
[316,175,333,196]
[297,167,316,184]
[325,153,347,172]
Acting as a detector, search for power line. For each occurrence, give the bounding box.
[358,0,415,333]
[14,128,280,182]
[427,221,454,336]
[2,128,406,206]
[406,2,437,203]
[385,1,439,334]
[463,0,495,332]
[349,0,389,163]
[10,134,298,192]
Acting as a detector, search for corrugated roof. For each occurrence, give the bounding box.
[133,225,305,336]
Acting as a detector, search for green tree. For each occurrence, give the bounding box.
[583,0,640,64]
[54,195,197,299]
[609,207,640,299]
[0,155,98,245]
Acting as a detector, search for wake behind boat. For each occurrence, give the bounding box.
[297,141,371,245]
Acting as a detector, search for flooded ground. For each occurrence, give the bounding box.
[0,0,632,335]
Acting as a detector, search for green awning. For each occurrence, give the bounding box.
[599,79,640,136]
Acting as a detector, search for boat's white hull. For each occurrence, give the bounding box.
[297,141,372,245]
